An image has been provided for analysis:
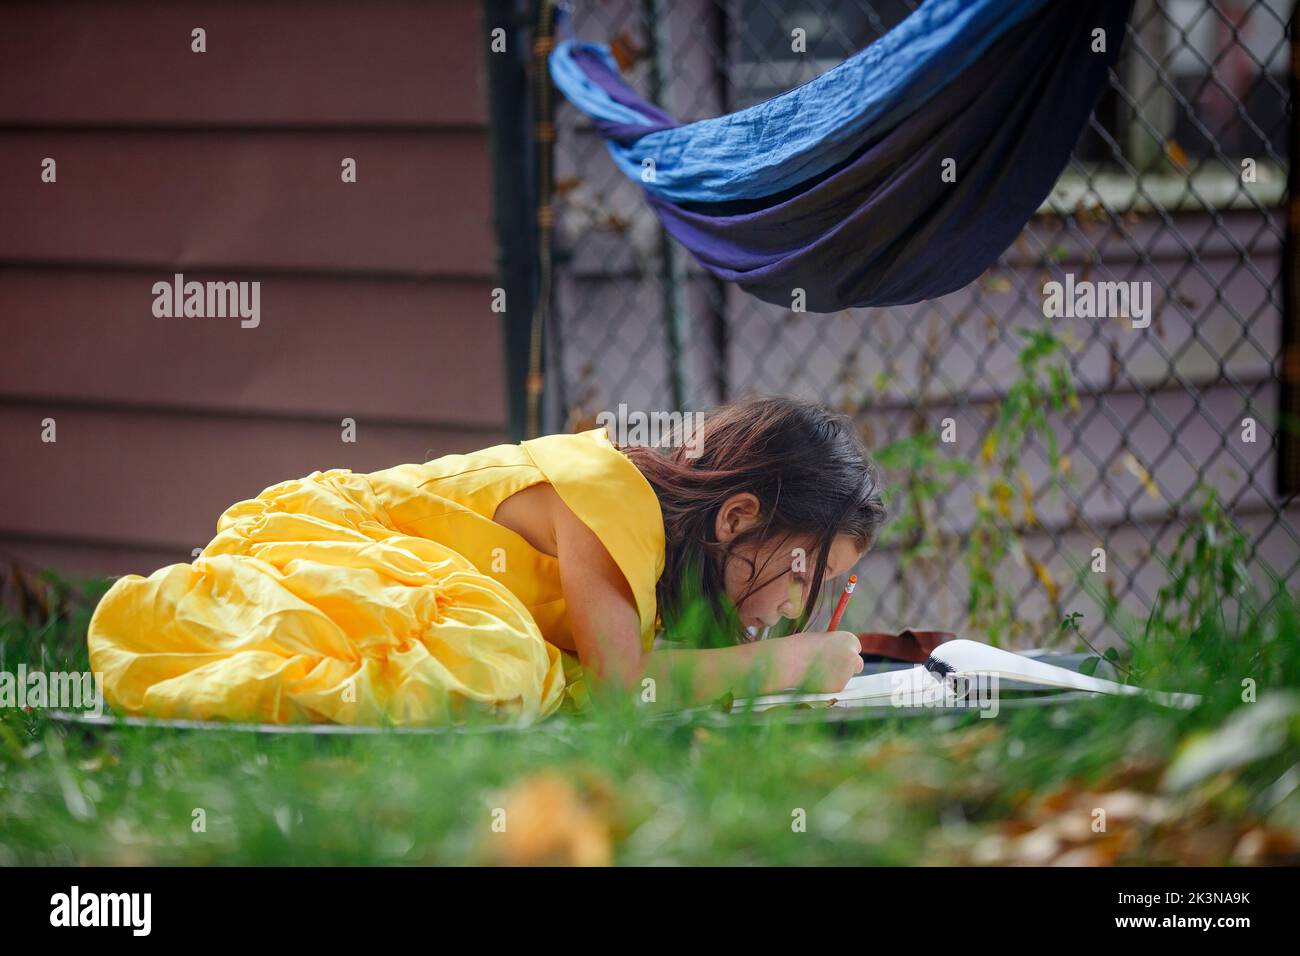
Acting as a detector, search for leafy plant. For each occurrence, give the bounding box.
[965,323,1078,644]
[873,432,973,621]
[1146,486,1256,646]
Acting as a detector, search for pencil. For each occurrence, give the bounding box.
[826,574,858,632]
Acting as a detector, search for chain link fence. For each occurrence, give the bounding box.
[544,0,1297,645]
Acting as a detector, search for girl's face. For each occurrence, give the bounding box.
[715,493,866,632]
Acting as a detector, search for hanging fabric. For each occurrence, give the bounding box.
[549,0,1132,312]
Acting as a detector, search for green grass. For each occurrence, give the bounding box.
[2,550,1300,866]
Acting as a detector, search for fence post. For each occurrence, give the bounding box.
[484,0,539,443]
[1123,0,1175,170]
[1282,4,1299,496]
[644,0,691,412]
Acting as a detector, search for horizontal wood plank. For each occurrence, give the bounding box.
[0,536,192,583]
[1,131,494,275]
[0,404,507,552]
[0,269,505,425]
[0,0,488,127]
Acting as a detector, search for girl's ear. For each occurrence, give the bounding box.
[715,492,762,543]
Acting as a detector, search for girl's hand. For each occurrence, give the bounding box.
[781,631,864,693]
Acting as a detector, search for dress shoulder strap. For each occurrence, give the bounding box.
[521,428,665,646]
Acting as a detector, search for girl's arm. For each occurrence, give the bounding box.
[550,487,859,709]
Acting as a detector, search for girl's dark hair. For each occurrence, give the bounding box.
[620,396,887,641]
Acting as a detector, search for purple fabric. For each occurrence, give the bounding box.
[569,46,679,141]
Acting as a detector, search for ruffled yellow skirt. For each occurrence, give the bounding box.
[87,470,570,726]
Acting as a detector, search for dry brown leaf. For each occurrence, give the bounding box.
[609,30,646,72]
[1232,826,1300,864]
[487,771,614,867]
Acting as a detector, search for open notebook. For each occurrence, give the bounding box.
[734,639,1200,712]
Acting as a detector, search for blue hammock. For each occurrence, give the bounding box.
[550,0,1131,312]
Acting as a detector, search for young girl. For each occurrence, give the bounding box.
[87,396,886,725]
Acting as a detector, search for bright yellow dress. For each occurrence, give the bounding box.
[87,428,665,726]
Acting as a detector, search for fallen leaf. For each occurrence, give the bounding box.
[1162,695,1300,792]
[488,771,614,867]
[609,30,646,72]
